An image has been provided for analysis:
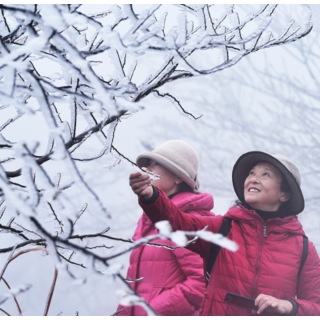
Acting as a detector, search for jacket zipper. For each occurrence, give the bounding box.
[251,222,266,298]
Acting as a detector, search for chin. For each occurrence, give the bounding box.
[245,198,256,207]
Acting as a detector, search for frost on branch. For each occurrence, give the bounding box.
[155,220,238,251]
[0,4,312,316]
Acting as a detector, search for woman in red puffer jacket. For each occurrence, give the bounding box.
[117,140,215,316]
[130,151,320,316]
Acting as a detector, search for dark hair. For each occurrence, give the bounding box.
[179,181,198,194]
[232,172,291,210]
[280,172,290,194]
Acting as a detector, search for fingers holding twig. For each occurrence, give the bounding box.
[129,172,154,198]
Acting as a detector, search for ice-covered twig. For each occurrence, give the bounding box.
[111,308,125,316]
[5,111,127,178]
[125,276,145,283]
[0,240,46,254]
[140,169,161,181]
[0,223,29,240]
[1,246,58,316]
[1,277,22,315]
[117,273,158,316]
[111,145,160,180]
[0,284,32,307]
[153,89,203,119]
[73,203,88,226]
[0,244,17,282]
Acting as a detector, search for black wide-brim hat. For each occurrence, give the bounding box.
[232,151,304,215]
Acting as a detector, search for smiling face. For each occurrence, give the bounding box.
[145,159,182,196]
[244,162,290,211]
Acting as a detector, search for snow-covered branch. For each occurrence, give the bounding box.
[0,4,313,316]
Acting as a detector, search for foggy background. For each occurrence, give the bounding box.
[1,4,320,316]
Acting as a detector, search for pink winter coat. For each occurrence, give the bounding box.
[140,187,320,316]
[117,191,214,316]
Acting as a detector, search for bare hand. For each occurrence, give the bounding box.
[253,294,293,315]
[129,172,154,199]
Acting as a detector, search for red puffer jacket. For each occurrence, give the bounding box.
[139,187,320,316]
[117,191,214,316]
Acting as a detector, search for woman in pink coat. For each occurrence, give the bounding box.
[117,140,214,316]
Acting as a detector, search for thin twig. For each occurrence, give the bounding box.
[111,145,160,179]
[73,203,88,226]
[116,273,158,315]
[8,247,49,263]
[111,308,125,316]
[0,224,29,240]
[125,276,144,283]
[69,227,111,241]
[86,244,114,250]
[5,247,58,317]
[153,89,203,119]
[0,308,10,316]
[43,267,58,316]
[58,252,86,268]
[0,239,46,254]
[5,111,127,178]
[1,277,22,315]
[0,244,18,282]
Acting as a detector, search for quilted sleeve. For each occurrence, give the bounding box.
[292,240,320,315]
[139,186,224,258]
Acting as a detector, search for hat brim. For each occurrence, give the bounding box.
[136,152,198,190]
[232,151,304,215]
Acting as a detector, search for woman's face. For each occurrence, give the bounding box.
[145,159,181,196]
[244,162,289,212]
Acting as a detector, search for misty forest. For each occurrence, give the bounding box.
[0,4,319,316]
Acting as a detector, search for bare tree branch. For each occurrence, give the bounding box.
[0,308,11,316]
[43,267,58,316]
[1,277,22,315]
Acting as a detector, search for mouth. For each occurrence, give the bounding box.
[248,187,260,192]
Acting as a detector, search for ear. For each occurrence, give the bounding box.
[280,192,290,202]
[175,177,183,184]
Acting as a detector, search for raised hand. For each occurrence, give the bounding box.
[129,172,154,199]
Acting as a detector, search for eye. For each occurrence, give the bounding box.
[248,171,254,176]
[263,172,270,177]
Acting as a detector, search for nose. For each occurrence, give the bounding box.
[248,174,260,184]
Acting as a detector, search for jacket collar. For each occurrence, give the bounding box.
[225,205,305,236]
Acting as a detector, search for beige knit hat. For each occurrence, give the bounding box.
[136,140,200,190]
[232,151,304,215]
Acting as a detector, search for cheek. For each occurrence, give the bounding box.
[244,178,250,188]
[268,180,282,194]
[152,168,176,187]
[152,167,167,179]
